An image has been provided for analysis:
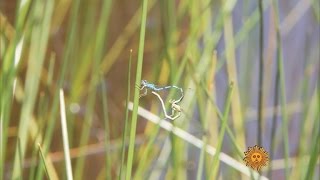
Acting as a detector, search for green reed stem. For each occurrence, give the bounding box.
[119,50,132,180]
[125,0,148,179]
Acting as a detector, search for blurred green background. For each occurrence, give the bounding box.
[0,0,319,179]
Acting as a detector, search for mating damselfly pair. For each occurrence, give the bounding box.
[138,80,185,120]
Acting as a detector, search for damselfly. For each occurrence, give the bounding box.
[138,80,184,103]
[151,91,182,120]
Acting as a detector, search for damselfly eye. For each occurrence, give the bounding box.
[142,80,147,85]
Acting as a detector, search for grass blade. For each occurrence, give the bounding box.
[60,89,73,180]
[100,79,112,180]
[272,0,290,178]
[38,144,51,180]
[258,0,264,145]
[305,119,320,180]
[196,52,218,180]
[125,0,149,179]
[119,49,133,180]
[0,114,2,180]
[11,0,54,178]
[73,0,112,178]
[223,9,246,151]
[208,82,234,179]
[17,138,23,180]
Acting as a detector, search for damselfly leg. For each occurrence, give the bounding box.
[169,101,182,120]
[136,81,148,98]
[139,88,148,98]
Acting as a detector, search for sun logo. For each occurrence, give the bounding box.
[243,145,269,171]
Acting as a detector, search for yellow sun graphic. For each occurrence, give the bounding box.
[243,145,269,171]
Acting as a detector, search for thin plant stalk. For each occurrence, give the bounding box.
[290,67,318,178]
[217,0,272,71]
[133,119,163,179]
[223,8,246,151]
[305,101,319,180]
[208,82,234,179]
[294,90,319,178]
[125,0,148,179]
[196,54,217,180]
[119,50,133,180]
[12,1,54,178]
[29,94,51,180]
[18,138,23,180]
[196,3,215,179]
[38,144,51,180]
[37,0,81,178]
[268,50,280,179]
[203,53,219,179]
[305,121,320,179]
[272,0,290,178]
[187,59,243,158]
[169,1,228,177]
[74,0,112,177]
[258,0,264,146]
[195,88,208,180]
[32,0,77,176]
[100,79,112,180]
[0,109,3,180]
[60,90,73,180]
[99,0,156,76]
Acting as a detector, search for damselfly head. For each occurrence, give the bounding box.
[141,80,148,86]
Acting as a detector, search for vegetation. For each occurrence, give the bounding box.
[0,0,319,179]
